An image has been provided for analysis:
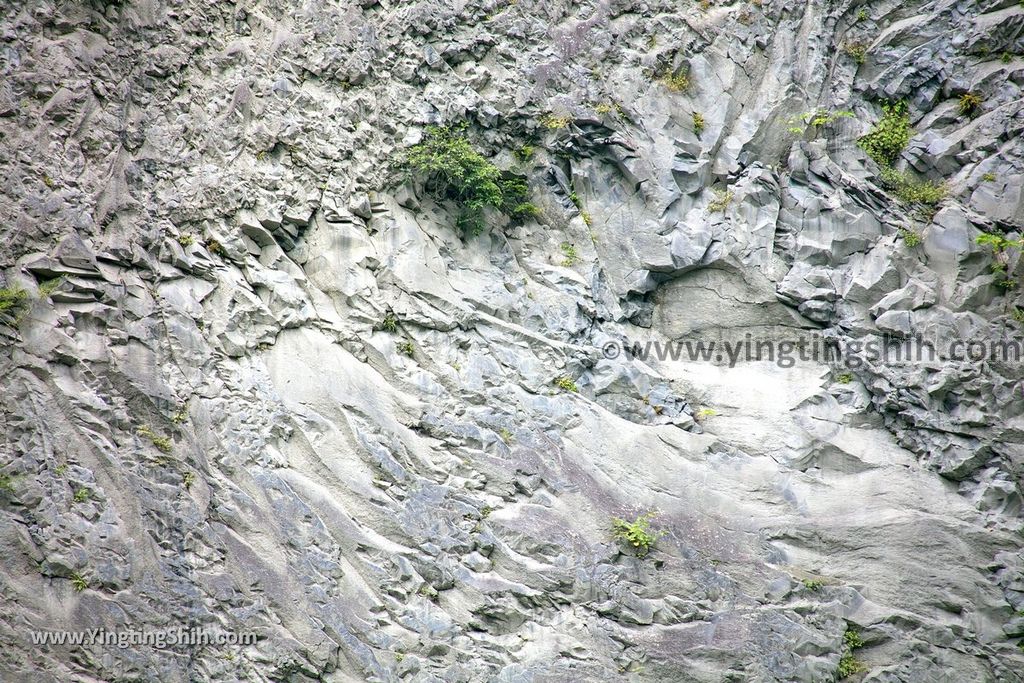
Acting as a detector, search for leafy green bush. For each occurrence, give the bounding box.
[977,233,1021,288]
[692,111,705,135]
[138,425,173,454]
[803,578,824,591]
[844,42,867,64]
[71,573,88,592]
[403,124,537,235]
[540,114,571,129]
[612,512,666,558]
[837,652,865,678]
[553,376,578,392]
[560,242,578,266]
[514,144,534,162]
[900,228,922,246]
[381,312,398,333]
[397,340,415,357]
[787,109,854,135]
[658,69,690,92]
[959,92,982,117]
[880,168,947,207]
[837,628,867,678]
[844,629,864,650]
[708,188,733,212]
[977,233,1022,253]
[37,277,63,297]
[858,101,911,166]
[0,286,28,321]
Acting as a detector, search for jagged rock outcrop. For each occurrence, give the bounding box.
[1,0,1023,681]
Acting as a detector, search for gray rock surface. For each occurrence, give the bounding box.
[1,0,1023,681]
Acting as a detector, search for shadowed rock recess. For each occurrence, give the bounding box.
[2,0,1024,680]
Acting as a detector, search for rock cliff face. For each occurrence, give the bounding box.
[2,0,1024,681]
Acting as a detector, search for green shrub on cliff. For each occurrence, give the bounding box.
[858,101,910,166]
[403,124,537,235]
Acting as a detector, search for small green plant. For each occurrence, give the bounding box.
[397,340,415,357]
[54,464,68,476]
[1012,308,1024,323]
[381,312,398,333]
[71,573,88,592]
[857,8,868,21]
[540,114,572,129]
[836,373,853,384]
[880,168,947,207]
[976,233,1022,254]
[513,144,535,162]
[73,488,90,503]
[1002,52,1014,64]
[560,242,579,266]
[403,124,537,235]
[182,472,195,489]
[177,233,195,247]
[844,42,867,65]
[205,238,227,257]
[595,102,614,114]
[982,172,996,182]
[692,110,705,136]
[658,69,690,93]
[612,512,666,558]
[959,92,983,117]
[37,277,63,297]
[0,286,28,321]
[844,629,864,650]
[581,211,593,226]
[900,227,922,246]
[787,109,854,135]
[708,188,733,213]
[0,474,15,494]
[836,628,866,678]
[837,651,865,678]
[695,407,718,420]
[858,101,911,166]
[498,427,514,443]
[171,406,189,424]
[554,376,578,392]
[138,425,173,454]
[803,578,824,591]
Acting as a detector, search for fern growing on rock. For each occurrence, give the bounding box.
[612,512,666,558]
